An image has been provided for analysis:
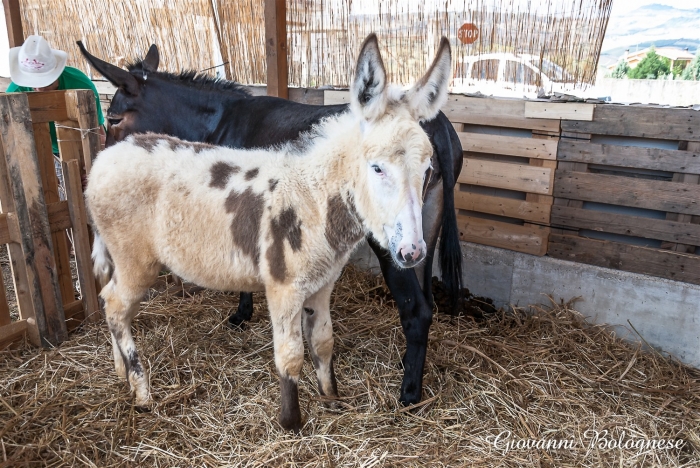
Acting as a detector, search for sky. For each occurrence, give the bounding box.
[611,0,697,12]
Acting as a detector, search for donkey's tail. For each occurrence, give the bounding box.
[435,112,463,309]
[92,232,114,287]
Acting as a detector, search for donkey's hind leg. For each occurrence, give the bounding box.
[227,291,254,328]
[302,282,338,401]
[102,264,159,408]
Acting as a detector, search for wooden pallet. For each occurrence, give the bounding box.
[0,90,100,349]
[549,104,700,284]
[441,96,574,256]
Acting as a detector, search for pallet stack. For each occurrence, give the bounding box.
[441,96,585,256]
[549,105,700,284]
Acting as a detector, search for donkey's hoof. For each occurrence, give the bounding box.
[227,314,247,330]
[134,404,151,413]
[279,413,303,433]
[134,397,153,412]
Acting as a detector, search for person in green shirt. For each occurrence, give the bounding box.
[7,35,106,153]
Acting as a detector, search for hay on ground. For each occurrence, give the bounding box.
[0,265,698,467]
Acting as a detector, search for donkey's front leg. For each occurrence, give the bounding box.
[368,237,432,406]
[267,287,305,432]
[303,282,338,401]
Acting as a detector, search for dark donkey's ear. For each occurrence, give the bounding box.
[142,44,159,73]
[76,41,140,96]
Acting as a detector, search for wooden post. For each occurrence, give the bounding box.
[62,159,100,322]
[0,147,39,346]
[264,0,288,99]
[33,122,75,306]
[0,94,66,346]
[2,0,23,48]
[65,90,101,173]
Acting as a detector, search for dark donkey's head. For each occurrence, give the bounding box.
[77,42,248,145]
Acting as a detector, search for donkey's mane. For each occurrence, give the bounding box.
[126,60,251,95]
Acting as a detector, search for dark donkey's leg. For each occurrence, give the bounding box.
[367,237,432,405]
[228,292,254,328]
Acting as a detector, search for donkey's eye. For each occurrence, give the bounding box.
[372,165,383,174]
[108,118,123,126]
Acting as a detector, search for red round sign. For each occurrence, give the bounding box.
[458,23,479,45]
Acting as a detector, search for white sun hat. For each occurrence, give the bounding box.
[9,35,68,88]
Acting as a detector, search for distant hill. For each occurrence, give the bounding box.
[600,4,700,68]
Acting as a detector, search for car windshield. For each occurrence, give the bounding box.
[470,59,499,81]
[504,60,542,87]
[537,58,574,83]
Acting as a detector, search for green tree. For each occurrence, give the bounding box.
[672,61,687,78]
[628,48,670,79]
[682,54,700,81]
[610,59,630,79]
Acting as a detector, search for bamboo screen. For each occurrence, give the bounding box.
[18,0,612,88]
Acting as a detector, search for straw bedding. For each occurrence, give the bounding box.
[0,265,698,467]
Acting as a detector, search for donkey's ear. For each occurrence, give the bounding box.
[142,44,159,73]
[403,37,451,122]
[76,41,140,96]
[350,33,388,122]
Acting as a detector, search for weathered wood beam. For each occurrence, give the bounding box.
[2,0,23,48]
[264,0,288,99]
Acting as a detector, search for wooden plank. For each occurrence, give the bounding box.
[525,101,595,121]
[554,170,700,216]
[443,94,560,132]
[561,105,700,141]
[558,139,700,175]
[660,141,700,252]
[548,233,700,284]
[454,191,551,224]
[63,159,100,322]
[458,159,553,195]
[525,135,559,214]
[0,93,66,347]
[0,213,11,245]
[457,215,549,256]
[324,90,350,105]
[2,0,23,48]
[0,145,39,345]
[551,205,700,246]
[0,319,27,349]
[63,299,83,320]
[0,259,10,327]
[243,85,325,103]
[25,91,69,123]
[288,88,324,106]
[264,0,288,99]
[241,85,268,97]
[33,122,75,306]
[47,201,72,232]
[456,132,557,160]
[66,90,102,172]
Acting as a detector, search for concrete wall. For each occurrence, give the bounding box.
[351,240,700,369]
[594,77,700,106]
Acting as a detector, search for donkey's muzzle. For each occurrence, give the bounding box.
[395,240,426,268]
